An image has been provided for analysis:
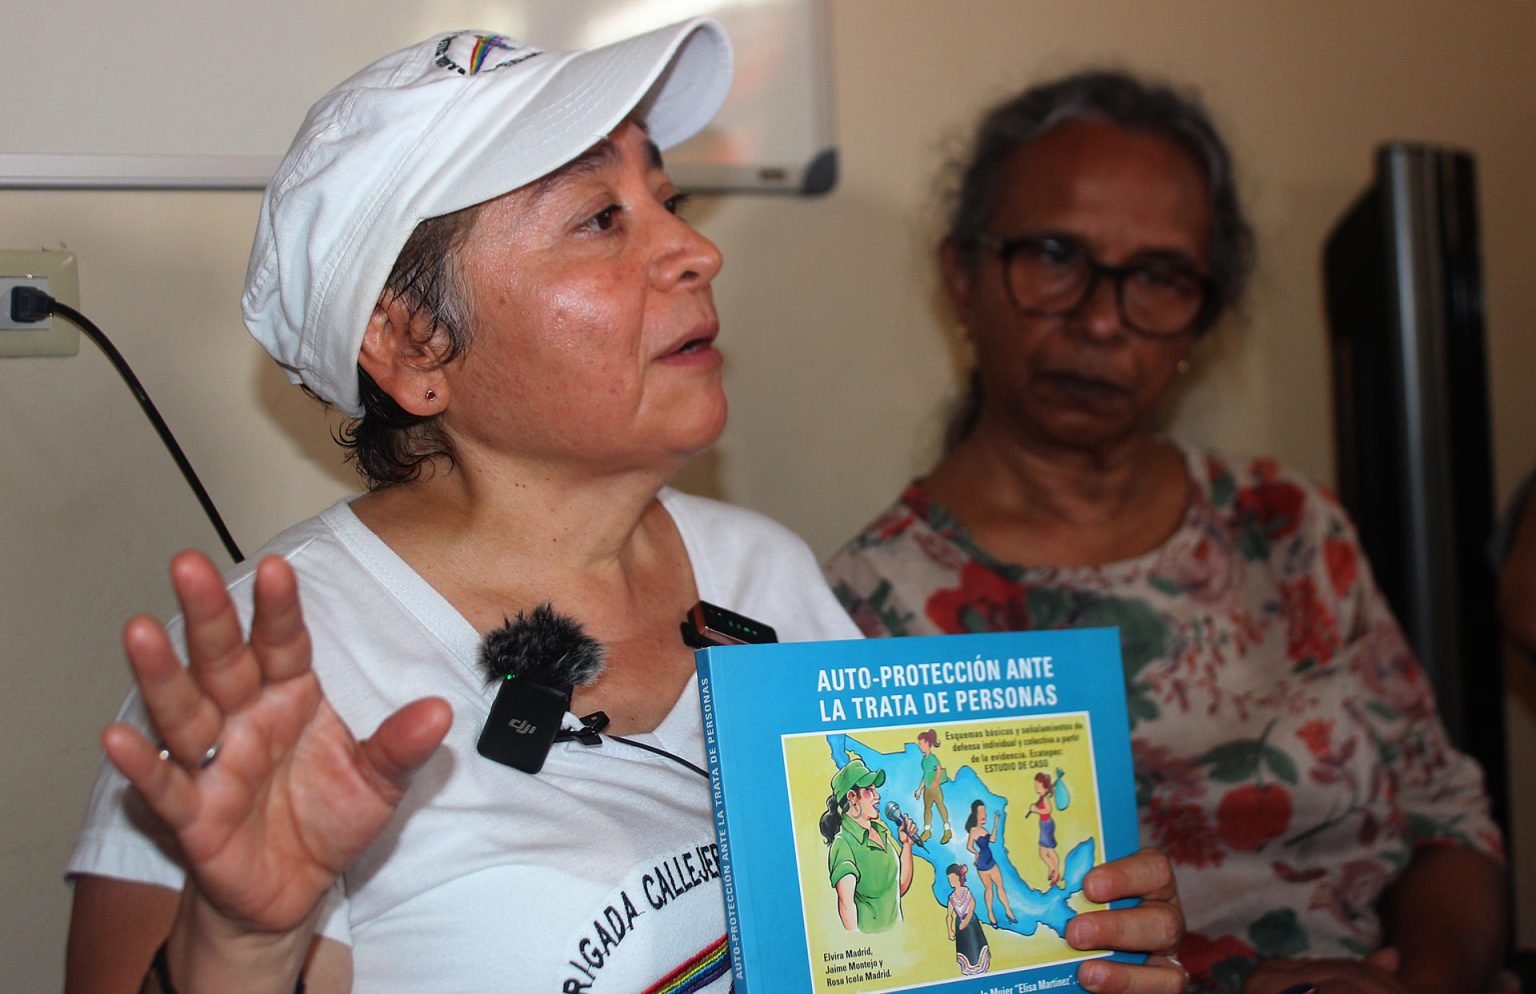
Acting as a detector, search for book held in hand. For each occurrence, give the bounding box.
[695,627,1141,994]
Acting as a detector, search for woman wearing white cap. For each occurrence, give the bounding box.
[65,21,1185,994]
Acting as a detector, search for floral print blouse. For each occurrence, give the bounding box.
[823,445,1504,991]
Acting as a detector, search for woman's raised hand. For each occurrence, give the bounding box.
[1066,848,1188,994]
[102,551,452,936]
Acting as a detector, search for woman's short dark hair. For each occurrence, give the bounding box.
[336,205,481,489]
[942,69,1255,448]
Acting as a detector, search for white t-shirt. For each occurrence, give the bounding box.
[69,489,860,994]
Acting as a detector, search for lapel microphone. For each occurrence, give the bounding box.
[477,603,606,774]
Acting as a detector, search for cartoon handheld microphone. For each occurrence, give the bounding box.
[884,801,929,852]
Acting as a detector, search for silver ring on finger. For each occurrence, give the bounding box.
[197,740,221,770]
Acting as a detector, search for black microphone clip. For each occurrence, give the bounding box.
[556,710,611,746]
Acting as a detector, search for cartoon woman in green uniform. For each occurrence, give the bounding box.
[820,758,915,932]
[912,729,952,844]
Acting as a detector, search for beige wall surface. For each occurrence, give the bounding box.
[3,2,1532,988]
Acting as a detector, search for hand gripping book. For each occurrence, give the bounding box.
[694,628,1141,994]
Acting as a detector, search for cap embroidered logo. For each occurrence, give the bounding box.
[433,33,542,76]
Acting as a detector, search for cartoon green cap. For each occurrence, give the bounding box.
[830,758,886,797]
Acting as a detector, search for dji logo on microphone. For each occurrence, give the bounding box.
[507,718,539,735]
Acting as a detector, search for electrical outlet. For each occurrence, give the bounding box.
[0,250,79,357]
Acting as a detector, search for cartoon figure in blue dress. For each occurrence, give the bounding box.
[964,799,1016,925]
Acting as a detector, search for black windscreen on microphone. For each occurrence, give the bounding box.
[478,603,606,685]
[477,604,606,774]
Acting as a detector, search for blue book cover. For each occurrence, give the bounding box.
[695,628,1141,994]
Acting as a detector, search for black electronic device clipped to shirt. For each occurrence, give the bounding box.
[476,604,606,774]
[479,676,571,774]
[680,600,779,648]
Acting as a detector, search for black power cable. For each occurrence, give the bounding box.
[10,285,245,563]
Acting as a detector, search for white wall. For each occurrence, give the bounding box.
[3,2,1533,988]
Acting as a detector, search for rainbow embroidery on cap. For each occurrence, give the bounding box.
[468,34,513,74]
[434,32,541,76]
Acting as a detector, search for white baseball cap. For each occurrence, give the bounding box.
[242,18,733,416]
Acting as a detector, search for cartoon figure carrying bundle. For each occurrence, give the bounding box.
[1027,768,1070,888]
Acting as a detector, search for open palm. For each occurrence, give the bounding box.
[102,551,452,934]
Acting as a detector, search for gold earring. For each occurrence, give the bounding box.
[1176,359,1191,375]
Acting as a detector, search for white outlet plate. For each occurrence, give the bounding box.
[0,250,79,357]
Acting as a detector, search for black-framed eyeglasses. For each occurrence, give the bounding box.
[974,233,1213,338]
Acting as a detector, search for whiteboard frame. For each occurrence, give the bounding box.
[0,153,276,190]
[0,0,837,195]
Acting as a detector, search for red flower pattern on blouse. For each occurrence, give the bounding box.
[823,446,1505,971]
[1179,932,1257,988]
[1324,536,1358,598]
[1215,783,1293,851]
[869,506,913,540]
[1132,738,1208,799]
[1161,532,1240,606]
[1296,719,1334,758]
[1280,576,1339,667]
[1308,858,1392,942]
[925,561,1029,633]
[1235,471,1306,542]
[1145,795,1226,867]
[1349,623,1429,715]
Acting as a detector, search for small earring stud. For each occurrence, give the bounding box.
[425,388,438,402]
[1176,359,1190,375]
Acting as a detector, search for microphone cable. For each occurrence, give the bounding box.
[553,712,709,780]
[10,286,245,563]
[606,735,710,780]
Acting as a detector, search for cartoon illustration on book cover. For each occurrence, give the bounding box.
[1028,768,1070,889]
[944,863,989,975]
[820,757,916,933]
[913,730,952,845]
[785,715,1109,993]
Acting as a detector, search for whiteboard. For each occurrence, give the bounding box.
[0,0,836,194]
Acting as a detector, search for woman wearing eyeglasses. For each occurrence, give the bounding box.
[825,71,1509,994]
